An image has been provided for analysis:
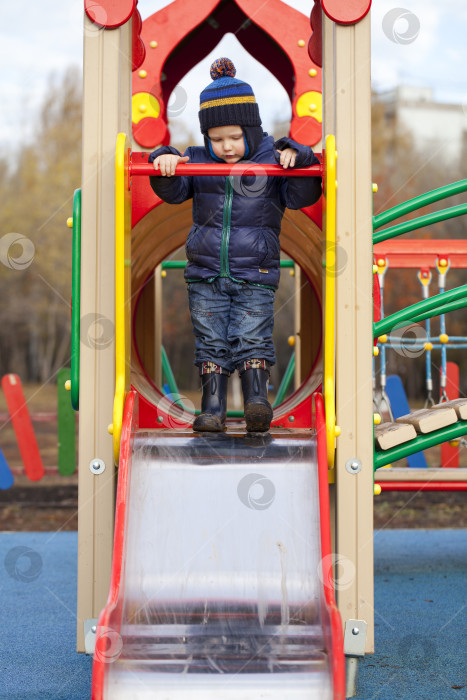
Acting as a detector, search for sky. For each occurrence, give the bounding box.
[0,0,466,151]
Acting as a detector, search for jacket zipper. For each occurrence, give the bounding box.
[220,177,233,277]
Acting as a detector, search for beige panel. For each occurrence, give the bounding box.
[77,16,132,652]
[323,13,374,653]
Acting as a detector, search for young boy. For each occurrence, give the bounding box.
[149,58,321,433]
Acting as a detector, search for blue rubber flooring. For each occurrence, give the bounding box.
[357,529,467,700]
[0,530,465,699]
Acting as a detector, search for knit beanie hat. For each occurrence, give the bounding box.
[199,58,262,133]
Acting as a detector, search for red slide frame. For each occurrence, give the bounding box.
[314,392,346,698]
[92,390,139,699]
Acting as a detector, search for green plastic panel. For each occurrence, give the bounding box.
[71,188,81,411]
[57,367,76,475]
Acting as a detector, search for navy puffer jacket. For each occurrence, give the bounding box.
[148,133,321,289]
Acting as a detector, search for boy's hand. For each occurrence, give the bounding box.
[276,147,297,169]
[152,153,190,176]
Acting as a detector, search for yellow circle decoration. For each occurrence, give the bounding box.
[296,91,322,124]
[132,92,160,124]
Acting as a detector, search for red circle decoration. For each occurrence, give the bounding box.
[308,30,322,68]
[321,0,371,25]
[85,0,136,29]
[290,116,321,149]
[133,118,169,149]
[132,10,145,71]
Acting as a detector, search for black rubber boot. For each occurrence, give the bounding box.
[240,362,273,433]
[193,365,228,432]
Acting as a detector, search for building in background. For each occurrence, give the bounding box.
[377,86,467,164]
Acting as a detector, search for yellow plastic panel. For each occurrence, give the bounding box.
[113,133,132,464]
[324,134,338,468]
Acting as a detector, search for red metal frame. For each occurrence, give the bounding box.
[376,481,467,492]
[314,392,346,699]
[130,150,323,230]
[131,161,323,178]
[373,239,467,269]
[91,390,139,699]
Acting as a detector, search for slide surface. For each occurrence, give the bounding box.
[92,393,344,699]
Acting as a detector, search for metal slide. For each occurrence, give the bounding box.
[92,392,345,699]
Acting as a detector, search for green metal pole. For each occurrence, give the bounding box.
[161,344,181,399]
[161,259,295,270]
[374,420,467,469]
[161,261,186,269]
[71,188,81,411]
[373,203,467,244]
[57,367,76,475]
[374,284,467,337]
[273,353,295,407]
[409,297,467,326]
[373,179,467,230]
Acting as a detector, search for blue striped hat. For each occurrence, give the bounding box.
[199,58,262,132]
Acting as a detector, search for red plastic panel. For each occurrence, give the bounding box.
[133,0,322,148]
[321,0,371,25]
[441,362,459,468]
[1,374,45,482]
[271,393,313,429]
[85,0,135,28]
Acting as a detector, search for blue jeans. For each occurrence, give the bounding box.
[188,278,276,373]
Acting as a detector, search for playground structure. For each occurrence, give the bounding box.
[373,239,467,484]
[67,1,467,698]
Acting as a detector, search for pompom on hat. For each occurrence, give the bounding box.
[199,58,262,133]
